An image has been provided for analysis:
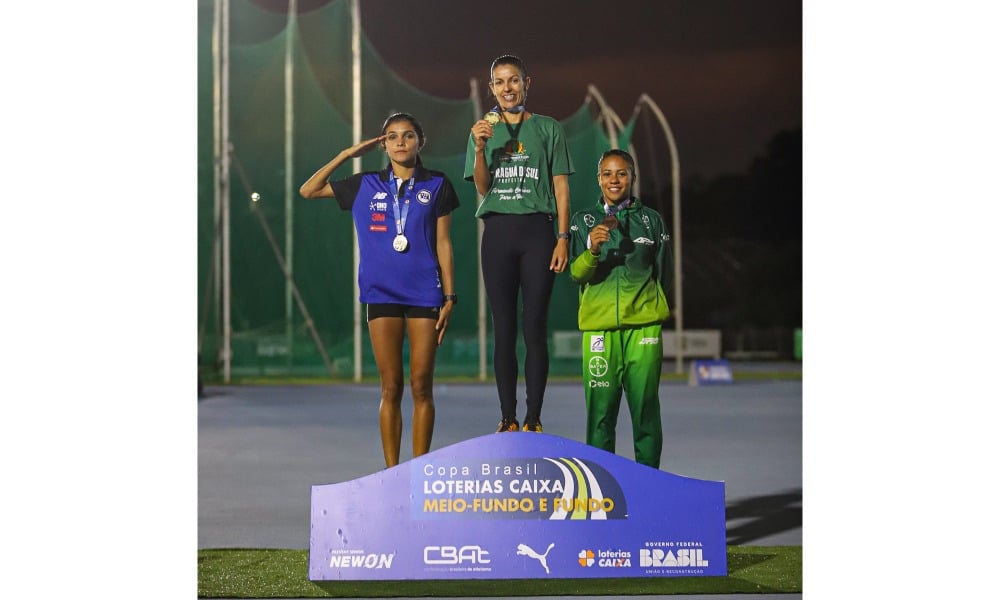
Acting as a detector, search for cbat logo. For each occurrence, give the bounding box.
[589,335,605,353]
[588,356,608,378]
[578,549,595,567]
[423,545,491,565]
[417,189,432,204]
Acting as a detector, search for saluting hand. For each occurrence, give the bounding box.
[346,135,386,158]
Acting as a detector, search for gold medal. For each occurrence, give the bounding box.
[484,111,501,126]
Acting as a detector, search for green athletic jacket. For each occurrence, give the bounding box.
[568,197,672,331]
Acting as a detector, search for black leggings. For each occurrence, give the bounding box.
[481,213,556,422]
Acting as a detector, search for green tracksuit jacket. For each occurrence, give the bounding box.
[568,197,672,468]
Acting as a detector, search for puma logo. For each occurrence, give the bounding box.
[517,542,555,574]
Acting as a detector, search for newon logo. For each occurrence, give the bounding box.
[328,549,394,569]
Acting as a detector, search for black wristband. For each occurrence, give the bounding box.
[444,294,458,304]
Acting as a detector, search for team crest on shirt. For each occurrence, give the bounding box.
[503,139,525,156]
[417,189,432,205]
[583,214,596,228]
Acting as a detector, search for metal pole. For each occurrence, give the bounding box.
[586,85,640,183]
[210,0,222,359]
[284,0,297,371]
[213,0,232,383]
[351,0,362,382]
[586,85,620,149]
[637,94,683,374]
[470,77,487,381]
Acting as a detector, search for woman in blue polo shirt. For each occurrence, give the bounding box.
[300,112,459,468]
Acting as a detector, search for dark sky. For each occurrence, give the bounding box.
[256,0,802,179]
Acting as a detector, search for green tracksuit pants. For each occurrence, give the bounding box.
[581,324,664,468]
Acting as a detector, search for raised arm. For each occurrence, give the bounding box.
[470,120,494,196]
[299,136,385,199]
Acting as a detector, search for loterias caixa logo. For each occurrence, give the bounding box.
[412,457,627,520]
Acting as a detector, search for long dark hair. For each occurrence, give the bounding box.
[489,54,529,108]
[380,112,425,166]
[490,54,528,79]
[381,112,426,149]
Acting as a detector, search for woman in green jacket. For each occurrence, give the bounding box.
[568,149,672,469]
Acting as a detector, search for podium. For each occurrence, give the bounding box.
[310,432,727,581]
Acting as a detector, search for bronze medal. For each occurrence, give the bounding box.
[602,215,619,230]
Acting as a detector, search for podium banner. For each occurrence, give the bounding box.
[310,433,726,581]
[689,359,734,386]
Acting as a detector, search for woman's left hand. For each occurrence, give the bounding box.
[549,241,568,272]
[435,303,453,345]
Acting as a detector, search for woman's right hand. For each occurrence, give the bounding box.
[589,224,610,255]
[471,120,493,151]
[346,135,386,158]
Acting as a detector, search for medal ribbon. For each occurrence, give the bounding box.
[605,197,632,217]
[392,176,414,237]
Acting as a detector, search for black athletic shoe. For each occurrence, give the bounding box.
[522,419,543,433]
[496,418,520,433]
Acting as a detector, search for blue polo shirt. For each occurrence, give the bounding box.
[330,165,459,307]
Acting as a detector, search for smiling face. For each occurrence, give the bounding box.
[382,119,421,166]
[489,63,530,112]
[598,154,634,206]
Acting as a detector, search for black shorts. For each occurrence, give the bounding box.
[366,303,440,322]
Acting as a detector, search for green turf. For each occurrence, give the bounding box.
[198,546,801,597]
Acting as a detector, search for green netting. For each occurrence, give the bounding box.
[198,0,626,379]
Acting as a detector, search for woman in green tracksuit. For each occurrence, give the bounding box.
[568,149,672,469]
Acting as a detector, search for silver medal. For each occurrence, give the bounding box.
[392,234,409,252]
